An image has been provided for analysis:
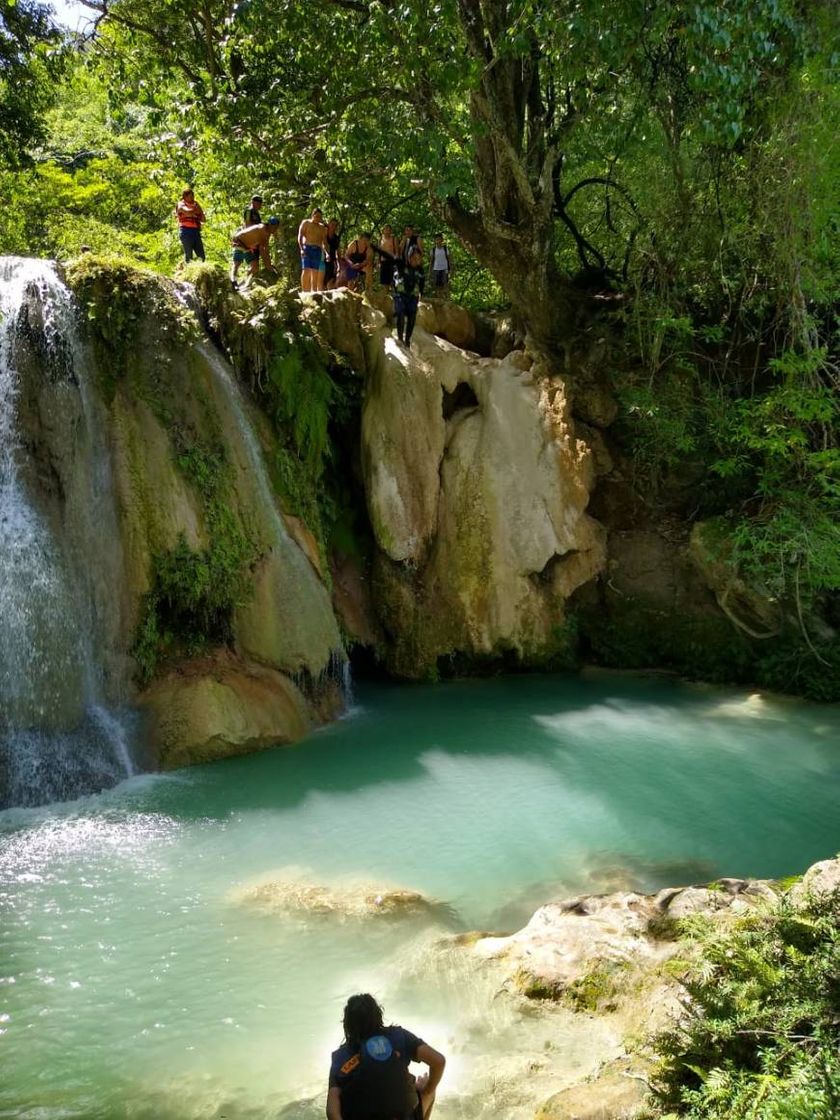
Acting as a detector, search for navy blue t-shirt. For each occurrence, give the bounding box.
[329,1025,423,1089]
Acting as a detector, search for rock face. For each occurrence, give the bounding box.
[139,654,315,769]
[304,291,606,676]
[3,258,346,794]
[474,876,777,1000]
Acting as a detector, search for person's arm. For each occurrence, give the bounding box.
[259,235,273,270]
[416,1042,445,1117]
[298,220,306,252]
[326,1085,343,1120]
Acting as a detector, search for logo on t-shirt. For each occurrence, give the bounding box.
[364,1035,394,1061]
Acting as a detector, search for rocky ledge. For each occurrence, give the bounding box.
[465,856,840,1119]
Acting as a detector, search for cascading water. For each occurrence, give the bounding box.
[196,336,353,703]
[0,258,135,808]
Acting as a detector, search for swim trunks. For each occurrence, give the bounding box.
[302,244,323,270]
[232,247,259,264]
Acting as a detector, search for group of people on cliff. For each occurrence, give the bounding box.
[175,190,454,348]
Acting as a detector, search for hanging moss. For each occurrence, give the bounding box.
[189,267,367,568]
[65,254,199,393]
[132,436,256,683]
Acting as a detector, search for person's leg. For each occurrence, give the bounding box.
[404,296,418,345]
[194,231,206,262]
[393,293,405,341]
[180,229,193,263]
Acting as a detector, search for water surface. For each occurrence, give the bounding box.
[2,672,839,1118]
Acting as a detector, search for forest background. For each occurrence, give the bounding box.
[1,0,839,703]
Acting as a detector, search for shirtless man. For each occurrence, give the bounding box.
[230,217,281,288]
[298,207,329,292]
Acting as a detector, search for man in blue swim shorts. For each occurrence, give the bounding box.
[230,217,281,288]
[298,206,329,292]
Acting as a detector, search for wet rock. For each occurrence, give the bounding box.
[139,653,313,769]
[232,873,452,925]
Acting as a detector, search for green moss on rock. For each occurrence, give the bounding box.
[65,254,198,392]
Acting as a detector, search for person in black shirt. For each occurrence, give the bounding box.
[243,194,262,226]
[392,245,425,347]
[327,993,445,1120]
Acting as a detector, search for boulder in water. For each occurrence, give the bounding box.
[232,872,449,924]
[139,653,313,769]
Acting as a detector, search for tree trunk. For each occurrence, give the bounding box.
[447,0,583,363]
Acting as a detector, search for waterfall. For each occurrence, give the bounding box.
[0,258,135,808]
[196,338,351,691]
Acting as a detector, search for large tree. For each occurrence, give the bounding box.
[78,0,824,358]
[0,0,61,166]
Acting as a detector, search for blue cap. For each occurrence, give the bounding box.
[267,216,280,225]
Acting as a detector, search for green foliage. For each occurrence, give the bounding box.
[581,602,754,685]
[651,889,840,1119]
[565,961,627,1013]
[133,440,255,683]
[188,276,366,564]
[0,0,62,168]
[65,253,199,375]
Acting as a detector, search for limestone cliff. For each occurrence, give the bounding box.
[302,291,606,677]
[3,257,344,793]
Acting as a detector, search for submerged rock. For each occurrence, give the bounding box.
[231,872,453,925]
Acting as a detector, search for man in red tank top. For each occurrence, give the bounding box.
[175,188,206,263]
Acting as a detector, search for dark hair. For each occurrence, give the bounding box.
[343,993,385,1045]
[251,195,263,203]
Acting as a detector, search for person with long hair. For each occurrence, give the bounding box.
[327,993,445,1120]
